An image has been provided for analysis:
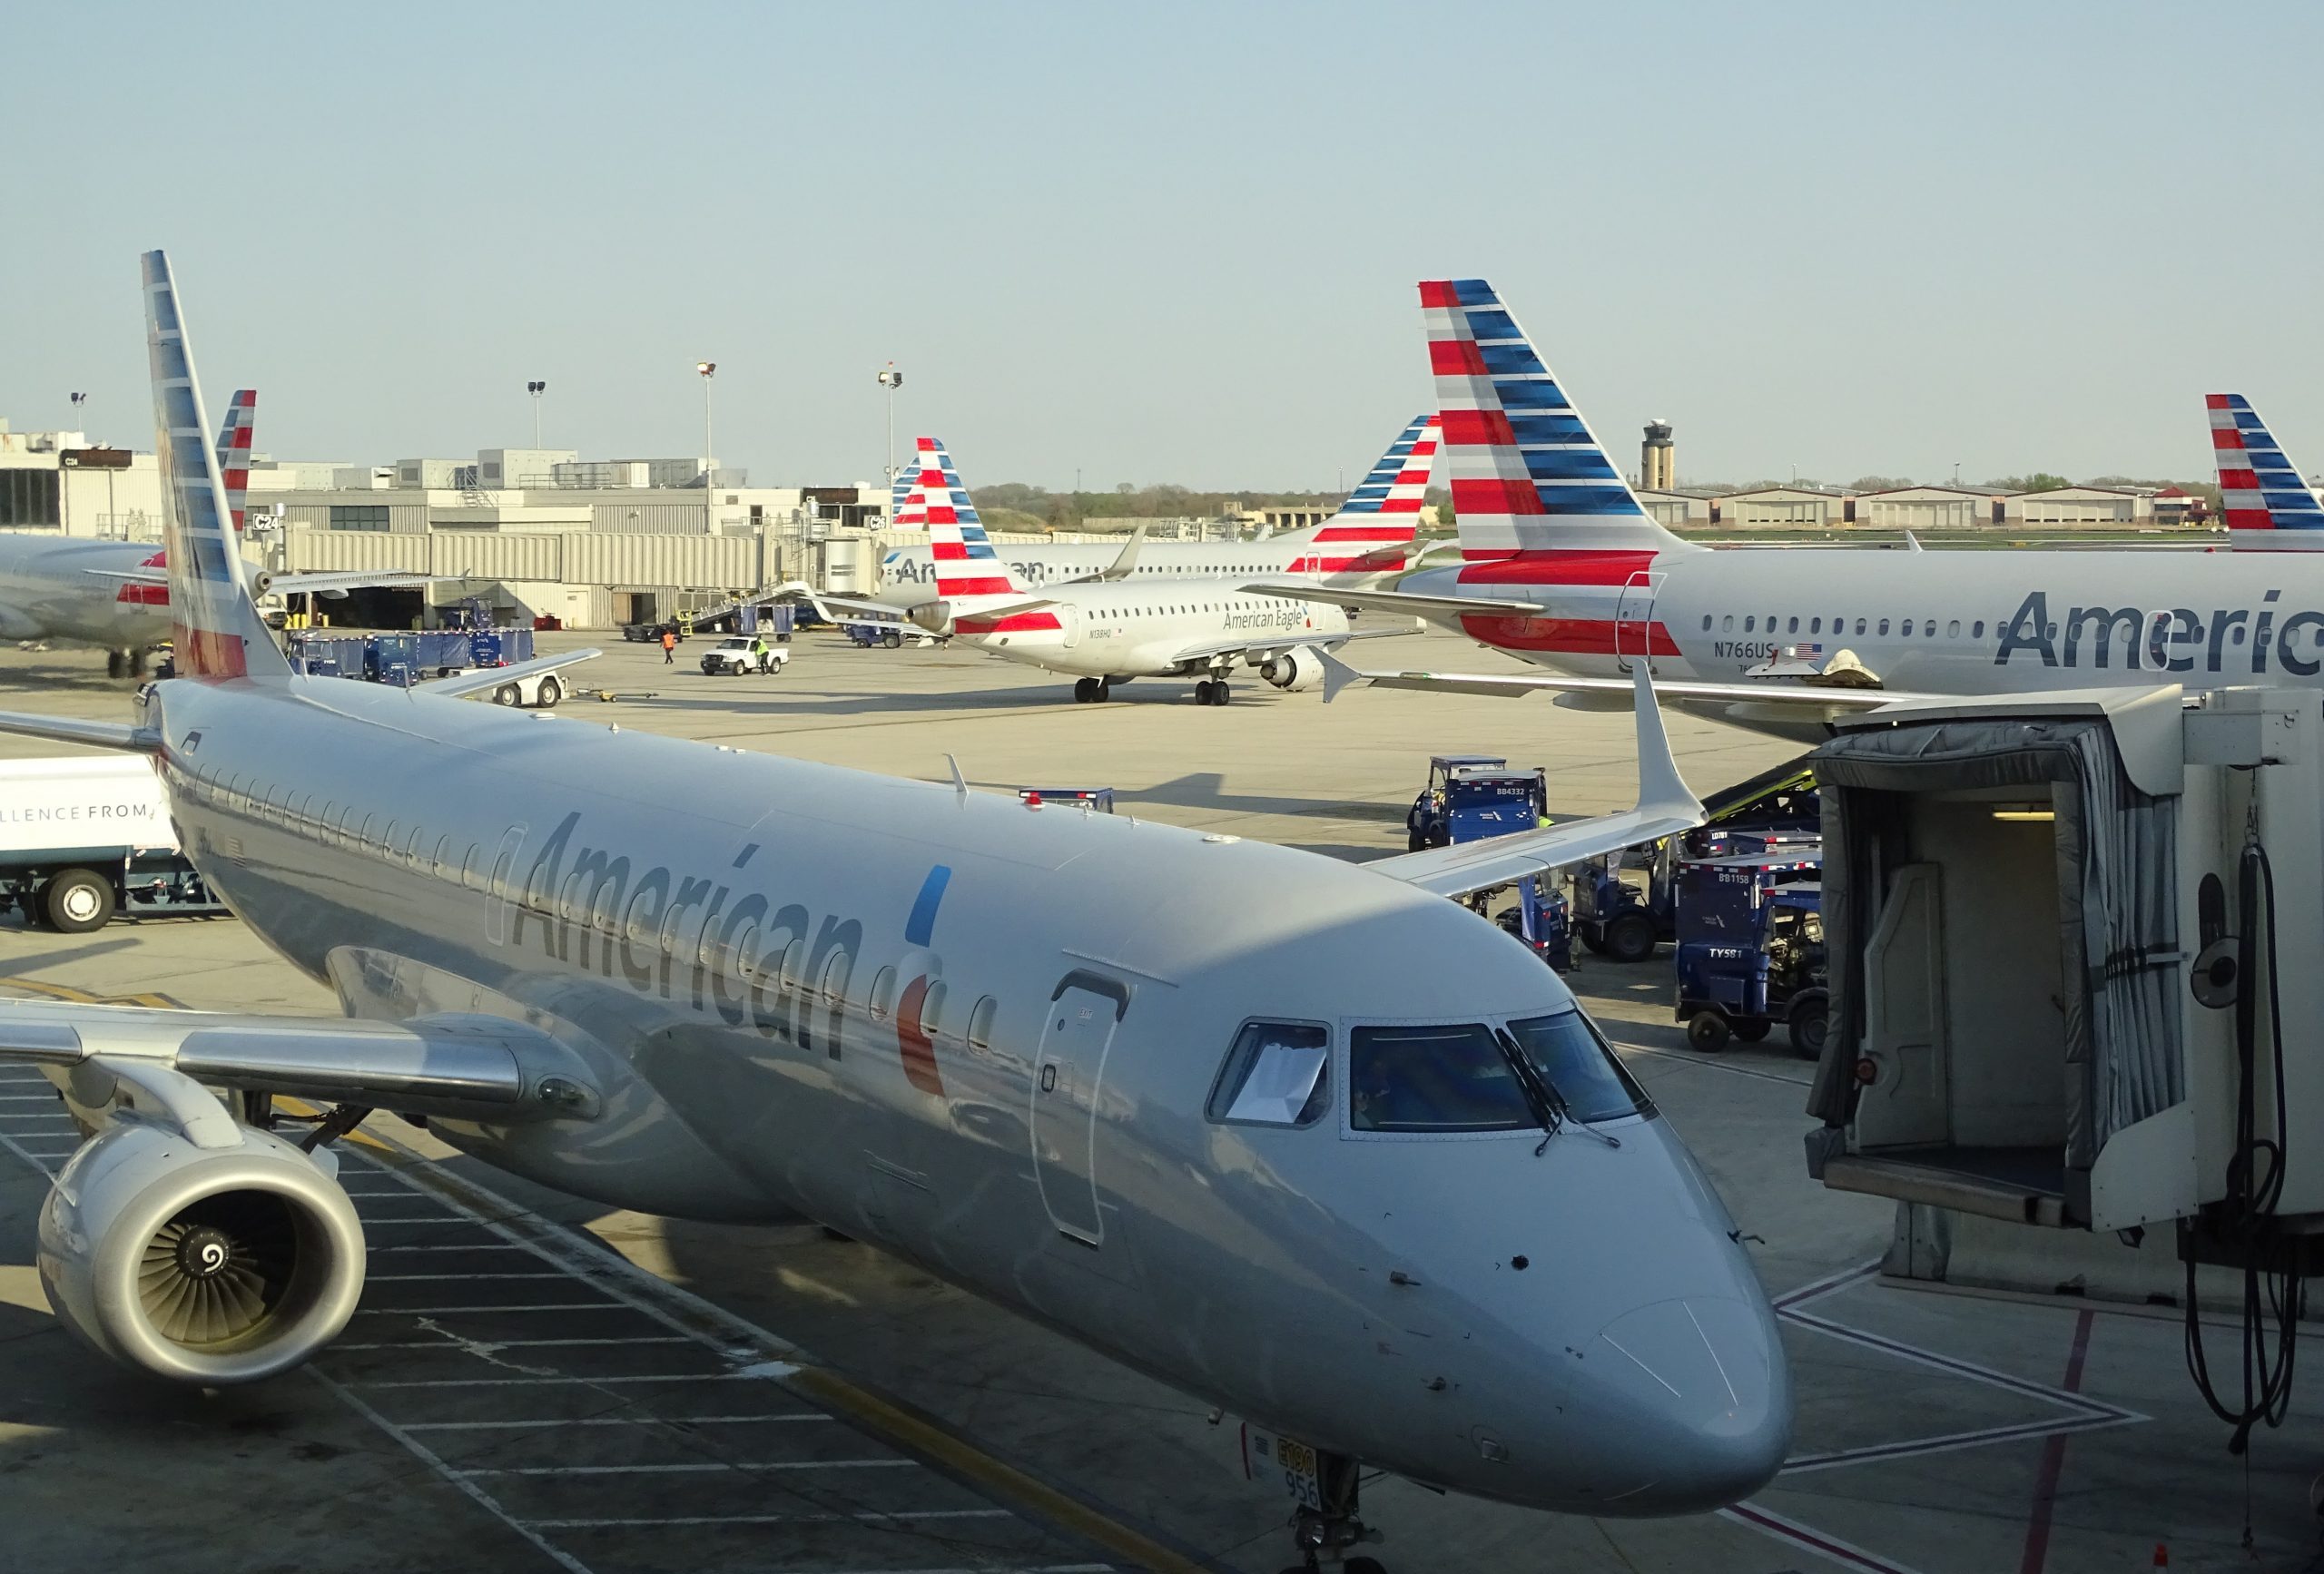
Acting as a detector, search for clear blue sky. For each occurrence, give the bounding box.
[5,1,2319,491]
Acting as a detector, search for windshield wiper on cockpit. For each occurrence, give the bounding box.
[1494,1028,1620,1155]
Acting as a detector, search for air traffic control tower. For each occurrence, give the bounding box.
[1641,419,1675,491]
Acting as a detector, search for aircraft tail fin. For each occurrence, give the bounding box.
[912,438,1061,636]
[141,251,289,679]
[890,467,921,531]
[1280,413,1439,575]
[915,438,1028,599]
[2209,394,2324,550]
[214,389,256,533]
[1420,278,1693,570]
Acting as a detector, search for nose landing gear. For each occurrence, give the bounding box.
[1278,1451,1384,1574]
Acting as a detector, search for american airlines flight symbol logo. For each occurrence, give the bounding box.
[893,865,950,1097]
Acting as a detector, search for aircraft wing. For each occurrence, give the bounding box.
[1365,664,1705,900]
[1241,578,1547,618]
[270,570,433,596]
[414,648,600,699]
[0,712,157,753]
[1163,619,1423,672]
[0,999,601,1123]
[87,568,432,596]
[1315,650,1939,722]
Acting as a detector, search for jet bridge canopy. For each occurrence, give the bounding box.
[1803,698,2184,1230]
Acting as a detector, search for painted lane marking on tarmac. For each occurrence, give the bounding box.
[1720,1264,2145,1574]
[2016,1307,2097,1574]
[0,1011,1152,1574]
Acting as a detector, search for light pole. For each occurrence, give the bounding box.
[527,380,546,448]
[69,391,87,437]
[695,361,716,535]
[876,362,902,484]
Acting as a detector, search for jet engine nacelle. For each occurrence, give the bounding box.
[245,566,274,601]
[38,1118,364,1384]
[1259,646,1324,692]
[907,600,954,636]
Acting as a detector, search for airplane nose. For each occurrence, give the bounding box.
[1587,1295,1791,1511]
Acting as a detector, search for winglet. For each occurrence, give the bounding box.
[1317,646,1366,704]
[1629,660,1702,824]
[946,753,970,802]
[1098,523,1147,581]
[1902,530,1924,554]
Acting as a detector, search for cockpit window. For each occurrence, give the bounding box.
[1208,1020,1330,1126]
[1349,1023,1531,1134]
[1505,1010,1654,1124]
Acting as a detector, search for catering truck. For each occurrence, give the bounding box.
[0,757,224,930]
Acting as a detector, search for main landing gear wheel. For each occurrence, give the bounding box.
[1074,677,1101,703]
[106,651,127,679]
[1196,680,1232,706]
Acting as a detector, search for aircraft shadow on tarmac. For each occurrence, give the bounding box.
[1120,771,1405,825]
[620,683,1304,720]
[0,654,146,697]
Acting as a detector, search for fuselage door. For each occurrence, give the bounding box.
[1030,972,1128,1245]
[1057,602,1083,649]
[1614,570,1664,674]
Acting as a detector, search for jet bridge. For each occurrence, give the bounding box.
[1804,684,2324,1286]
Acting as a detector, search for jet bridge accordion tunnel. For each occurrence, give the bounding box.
[1801,686,2324,1317]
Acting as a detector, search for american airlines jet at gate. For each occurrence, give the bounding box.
[0,389,421,676]
[0,251,1789,1568]
[1255,279,2324,743]
[869,414,1441,610]
[812,437,1417,703]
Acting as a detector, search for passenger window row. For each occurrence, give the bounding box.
[1706,613,1988,641]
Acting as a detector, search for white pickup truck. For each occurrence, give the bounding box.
[0,757,225,930]
[698,635,792,676]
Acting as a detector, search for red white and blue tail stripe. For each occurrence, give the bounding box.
[1285,413,1438,575]
[912,438,1059,635]
[2210,395,2324,551]
[215,389,256,533]
[1421,278,1691,658]
[1423,279,1689,562]
[890,467,921,531]
[142,251,286,679]
[916,438,1022,599]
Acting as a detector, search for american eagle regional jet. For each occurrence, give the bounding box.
[1255,279,2324,743]
[805,437,1419,704]
[0,251,1792,1568]
[869,413,1443,611]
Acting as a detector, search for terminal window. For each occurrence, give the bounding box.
[329,505,390,532]
[0,469,60,527]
